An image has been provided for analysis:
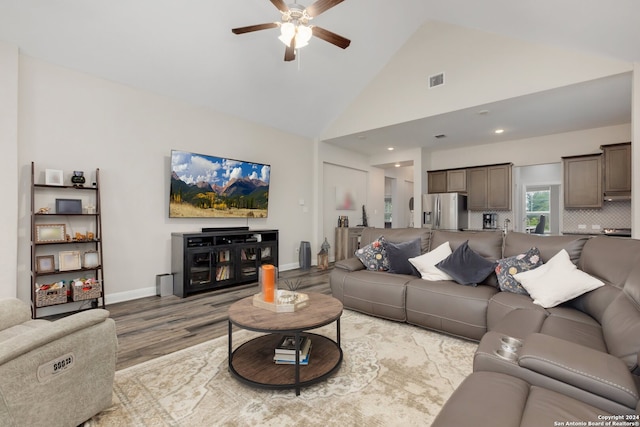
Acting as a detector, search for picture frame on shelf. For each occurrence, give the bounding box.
[35,255,56,273]
[35,224,67,243]
[83,251,100,269]
[45,169,64,186]
[55,198,82,214]
[59,250,81,271]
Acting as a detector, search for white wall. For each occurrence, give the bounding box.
[427,124,631,169]
[322,21,631,141]
[322,162,369,260]
[0,41,19,298]
[13,56,314,305]
[384,165,414,228]
[317,142,385,257]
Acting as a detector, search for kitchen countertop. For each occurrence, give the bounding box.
[561,231,603,236]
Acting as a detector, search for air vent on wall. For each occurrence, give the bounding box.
[429,72,445,88]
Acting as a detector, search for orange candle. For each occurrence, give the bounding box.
[262,264,275,303]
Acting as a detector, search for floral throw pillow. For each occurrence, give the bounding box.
[355,236,389,271]
[495,247,543,295]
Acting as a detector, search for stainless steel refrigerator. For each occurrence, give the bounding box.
[422,193,468,230]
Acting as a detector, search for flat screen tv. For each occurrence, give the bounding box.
[170,149,270,218]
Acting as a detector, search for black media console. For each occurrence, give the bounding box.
[171,229,279,298]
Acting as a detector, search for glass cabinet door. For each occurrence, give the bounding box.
[187,249,214,288]
[260,244,276,265]
[214,247,234,282]
[239,246,258,280]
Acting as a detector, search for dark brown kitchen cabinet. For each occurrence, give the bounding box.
[446,169,467,193]
[601,142,631,198]
[427,170,447,194]
[466,163,512,210]
[563,154,603,209]
[466,167,488,210]
[427,169,467,193]
[487,164,512,210]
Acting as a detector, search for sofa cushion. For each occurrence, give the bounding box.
[495,247,543,295]
[579,236,640,289]
[514,249,604,308]
[600,262,640,370]
[541,306,608,352]
[355,235,388,271]
[359,227,432,254]
[503,231,589,264]
[487,291,548,334]
[386,238,420,275]
[406,279,498,340]
[436,241,496,286]
[341,270,412,321]
[408,241,453,281]
[430,230,503,288]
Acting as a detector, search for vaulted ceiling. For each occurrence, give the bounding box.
[0,0,638,154]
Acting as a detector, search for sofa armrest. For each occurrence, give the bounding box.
[518,333,639,408]
[0,309,113,365]
[334,257,365,272]
[0,298,32,331]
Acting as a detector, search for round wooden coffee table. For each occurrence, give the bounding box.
[228,292,343,395]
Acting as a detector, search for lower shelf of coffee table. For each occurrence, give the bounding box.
[229,332,342,388]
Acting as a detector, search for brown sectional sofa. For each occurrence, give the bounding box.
[329,227,640,423]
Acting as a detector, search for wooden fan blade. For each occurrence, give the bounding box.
[306,0,344,17]
[270,0,289,13]
[311,26,351,49]
[284,36,296,61]
[232,22,278,35]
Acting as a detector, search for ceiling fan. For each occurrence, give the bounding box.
[232,0,351,62]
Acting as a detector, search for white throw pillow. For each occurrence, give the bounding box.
[408,242,454,281]
[513,249,604,308]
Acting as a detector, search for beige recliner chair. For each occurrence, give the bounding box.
[0,297,118,427]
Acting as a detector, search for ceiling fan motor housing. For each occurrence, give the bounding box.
[282,4,311,25]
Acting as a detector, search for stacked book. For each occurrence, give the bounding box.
[274,335,312,365]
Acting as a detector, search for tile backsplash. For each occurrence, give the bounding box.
[469,212,515,231]
[468,200,631,234]
[562,200,631,232]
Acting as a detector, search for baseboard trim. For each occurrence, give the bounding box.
[104,263,302,305]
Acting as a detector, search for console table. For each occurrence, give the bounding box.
[171,229,278,297]
[334,227,364,261]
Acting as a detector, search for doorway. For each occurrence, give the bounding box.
[523,184,561,234]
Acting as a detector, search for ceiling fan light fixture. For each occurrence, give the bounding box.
[278,22,312,48]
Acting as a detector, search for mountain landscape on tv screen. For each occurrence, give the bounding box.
[169,151,270,218]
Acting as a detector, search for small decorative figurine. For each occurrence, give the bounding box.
[71,170,86,187]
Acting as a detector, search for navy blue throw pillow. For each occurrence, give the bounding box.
[436,240,496,286]
[386,238,421,275]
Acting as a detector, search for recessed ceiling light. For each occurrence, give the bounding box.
[395,163,401,167]
[387,147,394,151]
[494,129,504,134]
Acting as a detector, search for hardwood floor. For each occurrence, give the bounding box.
[106,266,333,370]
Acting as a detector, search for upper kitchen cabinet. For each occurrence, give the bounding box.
[427,169,467,193]
[467,167,488,210]
[447,169,467,193]
[563,154,603,209]
[467,163,512,210]
[601,142,631,199]
[427,170,447,194]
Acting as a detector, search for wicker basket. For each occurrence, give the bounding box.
[35,283,68,307]
[71,280,102,301]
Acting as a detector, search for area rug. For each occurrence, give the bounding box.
[86,310,477,427]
